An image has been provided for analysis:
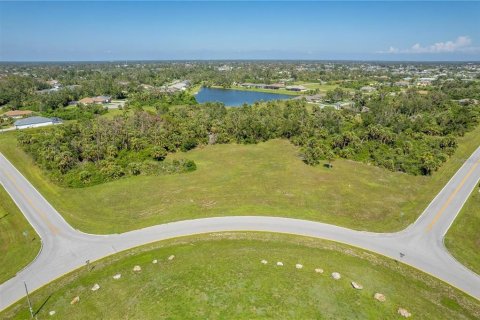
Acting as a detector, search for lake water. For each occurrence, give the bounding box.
[195,87,292,106]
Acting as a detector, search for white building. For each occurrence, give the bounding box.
[14,116,62,130]
[168,80,191,91]
[285,85,307,92]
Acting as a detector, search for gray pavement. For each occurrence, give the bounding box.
[0,145,479,311]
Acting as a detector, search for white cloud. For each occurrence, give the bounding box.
[379,36,479,54]
[386,46,399,53]
[410,36,471,53]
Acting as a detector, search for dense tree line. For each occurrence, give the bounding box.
[439,80,480,100]
[18,89,479,188]
[17,112,197,187]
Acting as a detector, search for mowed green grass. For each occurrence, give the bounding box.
[0,185,40,284]
[2,233,479,320]
[0,125,479,234]
[445,186,480,275]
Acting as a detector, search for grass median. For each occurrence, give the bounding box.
[2,233,479,319]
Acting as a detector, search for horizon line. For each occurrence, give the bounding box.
[1,59,479,64]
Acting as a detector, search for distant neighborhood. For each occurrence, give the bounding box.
[1,61,479,132]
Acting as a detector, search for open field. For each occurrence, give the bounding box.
[445,186,480,275]
[0,185,40,284]
[2,233,479,319]
[0,124,479,234]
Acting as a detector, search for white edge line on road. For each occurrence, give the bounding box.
[398,146,480,235]
[1,143,480,310]
[0,154,77,234]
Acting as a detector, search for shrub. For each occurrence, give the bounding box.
[150,146,168,161]
[128,162,142,175]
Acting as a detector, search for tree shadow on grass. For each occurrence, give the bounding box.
[0,213,9,220]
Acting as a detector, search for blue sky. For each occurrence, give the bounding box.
[1,1,479,61]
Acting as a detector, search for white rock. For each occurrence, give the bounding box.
[295,264,303,269]
[315,268,324,273]
[133,265,141,272]
[398,308,412,318]
[113,273,121,280]
[152,259,158,264]
[91,283,100,291]
[168,255,175,261]
[374,293,386,302]
[261,259,268,264]
[331,272,341,280]
[49,310,56,316]
[351,281,363,290]
[70,296,80,305]
[276,261,283,266]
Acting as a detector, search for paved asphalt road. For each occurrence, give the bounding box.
[0,145,480,311]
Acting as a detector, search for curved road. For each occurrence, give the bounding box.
[0,146,480,311]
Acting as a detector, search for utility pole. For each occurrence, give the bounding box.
[24,281,36,319]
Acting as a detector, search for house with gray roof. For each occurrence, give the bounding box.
[14,116,62,130]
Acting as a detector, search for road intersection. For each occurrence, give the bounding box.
[0,145,479,311]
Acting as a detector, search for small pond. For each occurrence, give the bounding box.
[195,87,292,107]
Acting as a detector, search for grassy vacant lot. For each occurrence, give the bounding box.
[0,185,40,284]
[445,186,480,275]
[2,233,479,319]
[0,124,479,234]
